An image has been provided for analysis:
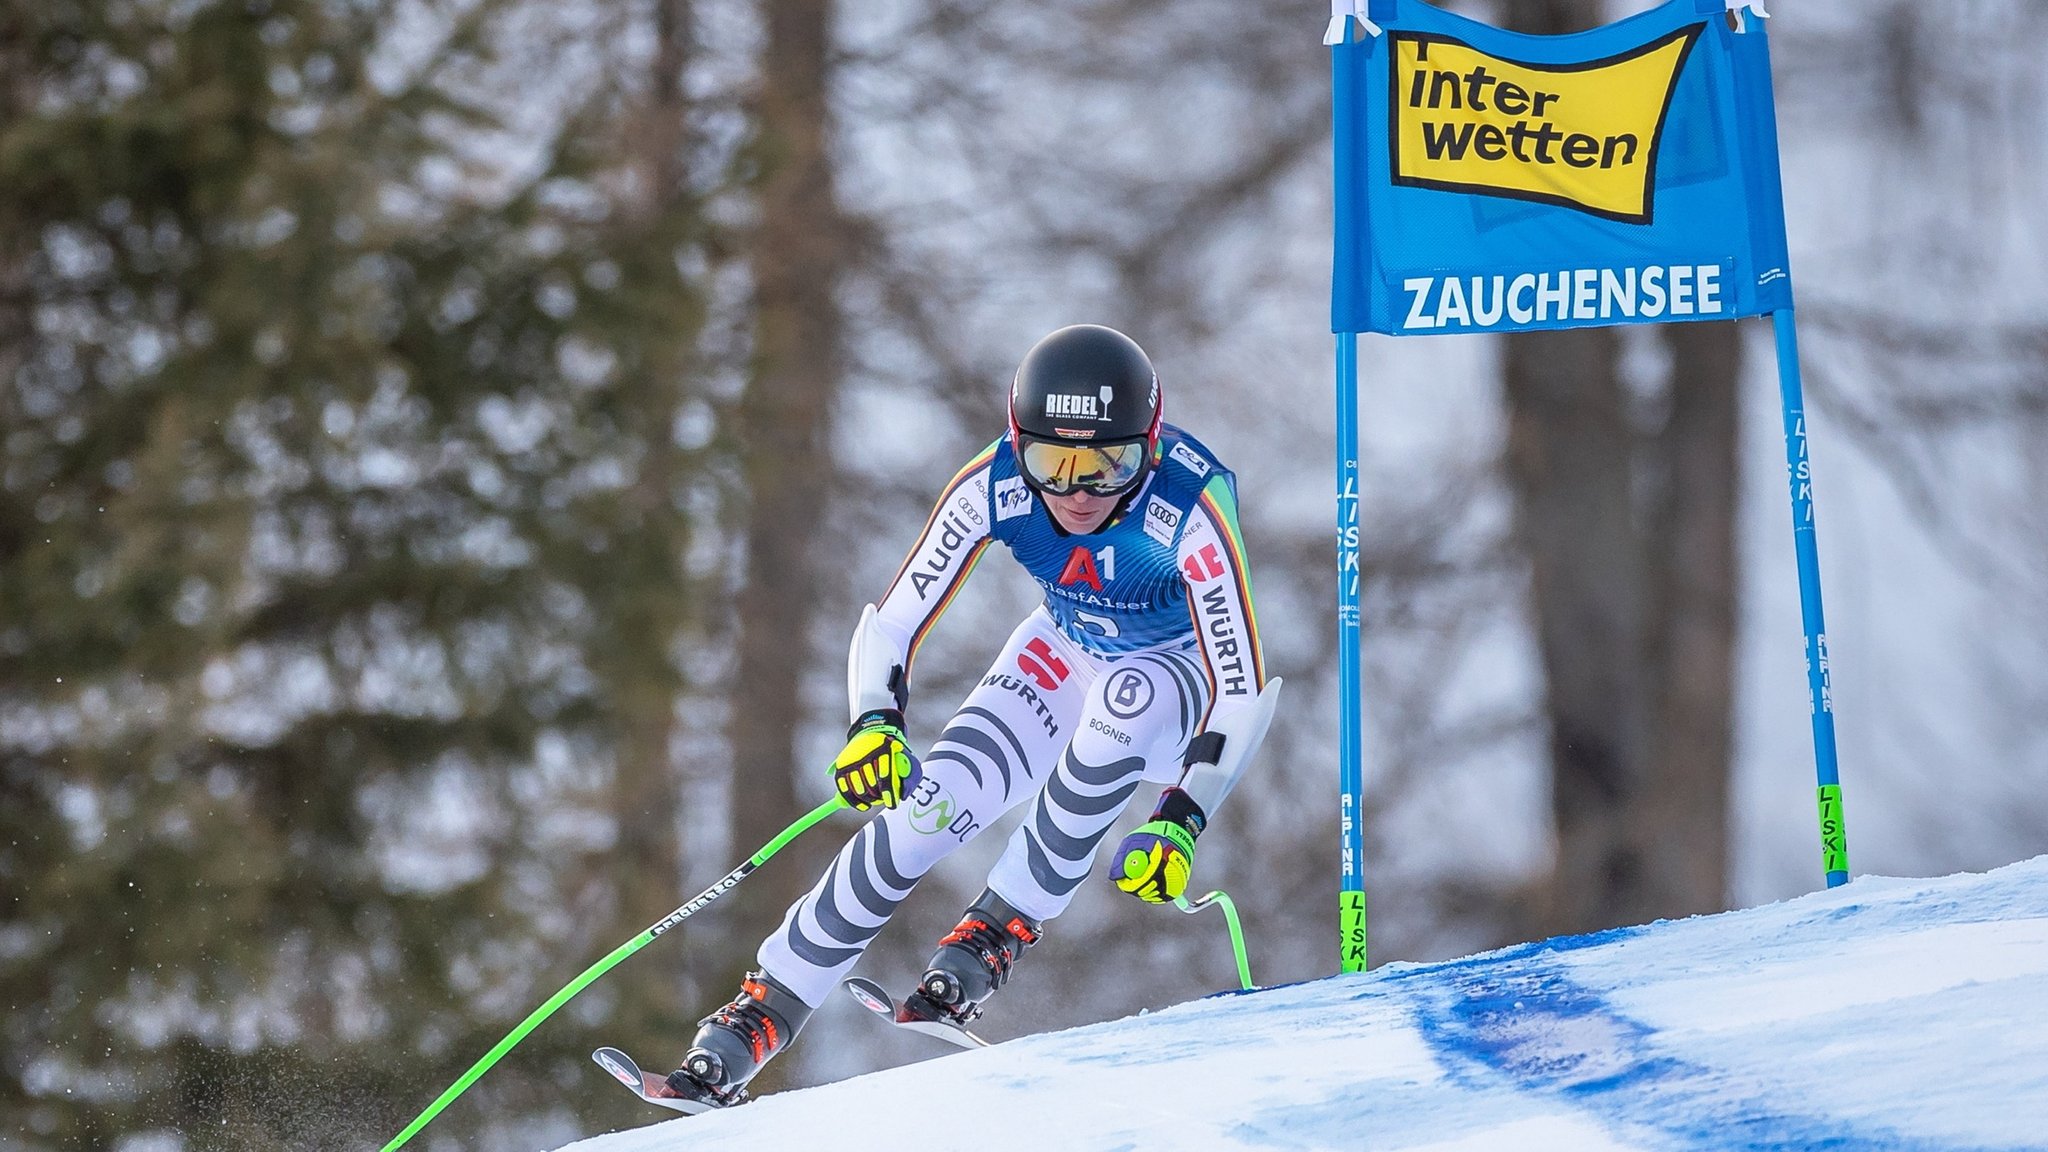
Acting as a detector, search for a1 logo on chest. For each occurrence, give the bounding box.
[1058,544,1117,591]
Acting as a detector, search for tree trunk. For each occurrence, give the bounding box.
[1640,320,1741,916]
[724,0,846,996]
[584,0,699,1057]
[1500,0,1741,935]
[1502,324,1652,933]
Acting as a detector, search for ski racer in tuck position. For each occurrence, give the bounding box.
[667,324,1283,1104]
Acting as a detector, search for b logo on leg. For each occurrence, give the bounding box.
[1105,668,1154,720]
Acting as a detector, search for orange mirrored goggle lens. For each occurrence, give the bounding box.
[1017,438,1148,495]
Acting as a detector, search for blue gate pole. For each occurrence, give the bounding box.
[1329,7,1371,976]
[1771,308,1851,888]
[1336,332,1368,971]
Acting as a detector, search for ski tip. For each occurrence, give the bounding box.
[593,1047,642,1090]
[843,977,896,1018]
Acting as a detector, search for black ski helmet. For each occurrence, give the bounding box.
[1008,325,1162,495]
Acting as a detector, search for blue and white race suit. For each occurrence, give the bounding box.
[759,424,1266,1007]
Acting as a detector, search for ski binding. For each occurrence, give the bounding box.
[843,976,989,1049]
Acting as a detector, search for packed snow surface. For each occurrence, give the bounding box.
[559,857,2048,1151]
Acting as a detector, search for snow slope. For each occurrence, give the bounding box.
[560,858,2048,1152]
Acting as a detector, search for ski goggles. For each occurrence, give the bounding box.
[1015,435,1150,496]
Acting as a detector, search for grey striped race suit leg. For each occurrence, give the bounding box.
[983,639,1212,923]
[756,610,1088,1008]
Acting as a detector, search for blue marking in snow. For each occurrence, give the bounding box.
[1409,952,2008,1152]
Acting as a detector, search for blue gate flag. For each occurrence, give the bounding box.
[1331,0,1792,336]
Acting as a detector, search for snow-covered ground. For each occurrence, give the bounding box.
[560,858,2048,1152]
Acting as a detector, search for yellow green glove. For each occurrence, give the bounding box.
[833,709,917,811]
[1111,788,1206,903]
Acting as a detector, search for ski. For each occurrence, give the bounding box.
[590,1046,741,1116]
[843,976,990,1050]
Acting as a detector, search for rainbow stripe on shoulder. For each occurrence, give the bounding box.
[1197,474,1265,689]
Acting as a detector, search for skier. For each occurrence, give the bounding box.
[666,324,1280,1104]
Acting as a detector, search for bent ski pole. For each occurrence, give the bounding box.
[1173,889,1254,991]
[379,794,844,1152]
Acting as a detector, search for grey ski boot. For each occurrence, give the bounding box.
[914,888,1043,1024]
[667,970,813,1105]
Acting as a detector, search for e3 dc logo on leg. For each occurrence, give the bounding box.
[908,776,980,841]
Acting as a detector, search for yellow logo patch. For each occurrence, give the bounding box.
[1389,26,1700,224]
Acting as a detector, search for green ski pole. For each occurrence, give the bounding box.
[1173,888,1254,991]
[379,795,843,1152]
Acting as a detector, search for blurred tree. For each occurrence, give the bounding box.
[1498,0,1742,935]
[714,0,853,1050]
[1768,0,2048,880]
[0,0,710,1146]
